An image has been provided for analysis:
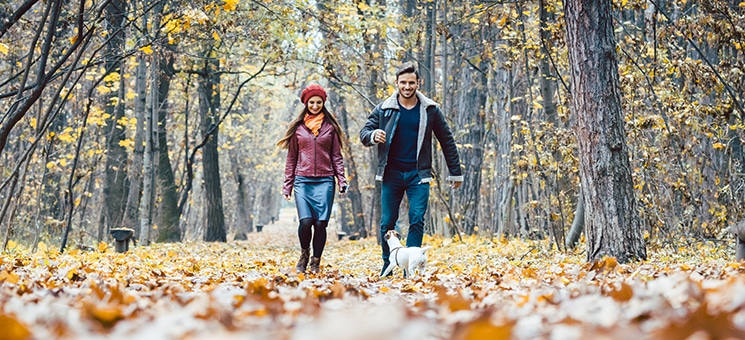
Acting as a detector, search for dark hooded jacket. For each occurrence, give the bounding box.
[360,91,462,183]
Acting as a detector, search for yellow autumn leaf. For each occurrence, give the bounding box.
[37,242,47,253]
[103,72,120,83]
[29,118,37,129]
[96,85,111,94]
[0,43,8,55]
[139,45,153,54]
[713,142,725,150]
[97,242,108,252]
[222,0,239,11]
[212,31,221,42]
[469,18,479,24]
[0,271,20,284]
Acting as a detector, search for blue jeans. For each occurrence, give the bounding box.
[380,169,430,264]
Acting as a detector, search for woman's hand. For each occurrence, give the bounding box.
[339,185,348,196]
[284,194,291,201]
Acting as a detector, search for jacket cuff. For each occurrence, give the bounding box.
[371,129,385,145]
[447,175,464,182]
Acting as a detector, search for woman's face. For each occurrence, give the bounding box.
[307,96,324,115]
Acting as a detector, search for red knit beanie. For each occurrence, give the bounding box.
[300,84,327,104]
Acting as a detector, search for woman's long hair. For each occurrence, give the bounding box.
[277,105,345,149]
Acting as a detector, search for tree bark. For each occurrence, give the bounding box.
[564,0,647,263]
[99,0,130,240]
[199,54,226,242]
[336,95,367,238]
[122,33,147,238]
[565,191,584,249]
[451,2,487,234]
[155,53,181,242]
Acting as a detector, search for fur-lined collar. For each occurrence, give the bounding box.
[381,91,438,110]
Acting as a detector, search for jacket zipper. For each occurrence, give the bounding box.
[313,134,318,176]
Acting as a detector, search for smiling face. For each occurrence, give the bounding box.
[396,72,418,99]
[306,96,324,115]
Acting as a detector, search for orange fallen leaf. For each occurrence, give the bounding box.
[452,316,512,340]
[84,303,124,329]
[0,314,31,340]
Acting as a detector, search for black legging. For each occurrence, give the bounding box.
[298,218,328,258]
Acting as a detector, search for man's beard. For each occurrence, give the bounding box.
[399,89,416,99]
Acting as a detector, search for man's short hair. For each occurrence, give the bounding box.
[396,61,419,80]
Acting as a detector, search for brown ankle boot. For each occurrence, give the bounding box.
[296,249,310,273]
[309,257,321,273]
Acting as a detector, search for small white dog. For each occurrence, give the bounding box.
[380,230,432,278]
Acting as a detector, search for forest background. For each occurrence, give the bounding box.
[3,0,745,338]
[1,0,745,260]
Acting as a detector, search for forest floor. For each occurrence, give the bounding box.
[1,208,745,339]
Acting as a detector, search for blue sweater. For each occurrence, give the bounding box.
[387,102,420,171]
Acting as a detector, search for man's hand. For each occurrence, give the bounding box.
[283,194,291,201]
[450,180,462,189]
[373,130,387,144]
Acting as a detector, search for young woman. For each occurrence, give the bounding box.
[278,84,348,274]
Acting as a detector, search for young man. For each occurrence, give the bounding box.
[360,62,463,276]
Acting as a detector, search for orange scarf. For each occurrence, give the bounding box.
[304,113,325,136]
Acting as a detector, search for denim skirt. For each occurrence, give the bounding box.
[294,176,334,221]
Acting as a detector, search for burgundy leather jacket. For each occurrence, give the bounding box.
[283,120,347,196]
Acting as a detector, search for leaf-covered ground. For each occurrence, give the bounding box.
[2,209,745,339]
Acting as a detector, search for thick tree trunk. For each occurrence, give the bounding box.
[199,55,226,242]
[99,0,129,240]
[155,54,181,242]
[564,0,647,263]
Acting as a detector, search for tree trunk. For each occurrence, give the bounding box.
[421,0,436,95]
[155,53,181,242]
[451,2,487,234]
[336,95,367,238]
[564,0,647,263]
[231,157,250,241]
[99,0,129,240]
[139,53,159,246]
[538,0,558,126]
[361,0,384,240]
[122,34,147,238]
[565,191,584,249]
[199,54,226,242]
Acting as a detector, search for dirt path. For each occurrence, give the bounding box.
[242,207,346,248]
